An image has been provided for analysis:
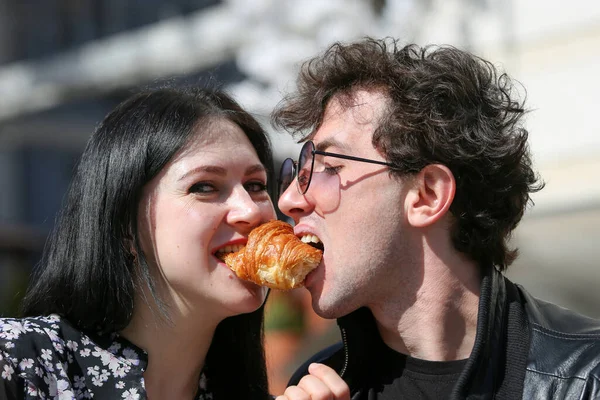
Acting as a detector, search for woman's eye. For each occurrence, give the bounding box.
[189,182,217,194]
[245,181,268,193]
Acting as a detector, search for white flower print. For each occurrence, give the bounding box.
[91,375,105,387]
[0,319,29,340]
[0,315,215,399]
[54,379,75,400]
[52,340,65,353]
[113,365,129,378]
[122,388,140,400]
[2,363,14,380]
[80,348,91,357]
[66,340,78,351]
[87,365,100,377]
[122,348,139,366]
[42,358,55,372]
[73,375,86,389]
[199,372,208,390]
[41,349,53,361]
[100,351,121,373]
[19,358,34,369]
[98,369,109,382]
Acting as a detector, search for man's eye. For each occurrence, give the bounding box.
[189,182,216,194]
[298,173,309,185]
[323,165,342,175]
[245,181,268,193]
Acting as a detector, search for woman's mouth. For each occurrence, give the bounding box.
[214,244,245,261]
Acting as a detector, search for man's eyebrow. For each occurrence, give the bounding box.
[315,138,351,153]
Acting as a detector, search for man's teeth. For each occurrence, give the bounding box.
[216,244,244,254]
[301,234,321,244]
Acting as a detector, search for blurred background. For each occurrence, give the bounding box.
[0,0,598,394]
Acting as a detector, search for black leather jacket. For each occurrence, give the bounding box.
[289,267,600,399]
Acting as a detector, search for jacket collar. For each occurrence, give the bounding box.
[336,266,528,398]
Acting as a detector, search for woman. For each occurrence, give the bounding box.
[0,86,348,399]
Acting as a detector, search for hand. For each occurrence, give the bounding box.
[276,363,350,400]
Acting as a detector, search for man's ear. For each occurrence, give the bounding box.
[405,164,455,228]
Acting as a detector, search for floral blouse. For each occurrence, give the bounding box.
[0,315,212,399]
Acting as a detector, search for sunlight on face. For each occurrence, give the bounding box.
[137,118,275,321]
[278,90,412,319]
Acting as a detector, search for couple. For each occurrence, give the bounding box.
[2,37,599,399]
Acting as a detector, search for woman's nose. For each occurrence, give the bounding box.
[227,188,263,228]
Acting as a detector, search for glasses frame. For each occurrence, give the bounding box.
[278,140,396,197]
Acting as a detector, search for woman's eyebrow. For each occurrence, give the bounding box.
[178,164,266,181]
[178,166,226,181]
[245,164,267,176]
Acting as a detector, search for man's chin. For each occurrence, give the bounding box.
[311,296,348,320]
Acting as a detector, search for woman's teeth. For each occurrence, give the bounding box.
[216,244,244,255]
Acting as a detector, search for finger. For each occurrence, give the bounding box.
[279,385,311,400]
[296,375,333,400]
[307,363,350,400]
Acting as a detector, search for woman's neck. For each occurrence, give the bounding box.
[121,298,221,399]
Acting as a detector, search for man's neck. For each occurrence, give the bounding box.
[370,256,481,361]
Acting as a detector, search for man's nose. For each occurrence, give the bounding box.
[277,183,312,222]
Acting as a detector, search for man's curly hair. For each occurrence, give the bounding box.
[272,37,544,271]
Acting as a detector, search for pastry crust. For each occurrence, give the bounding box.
[221,220,322,290]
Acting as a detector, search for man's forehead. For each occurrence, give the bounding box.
[312,90,388,152]
[324,89,389,125]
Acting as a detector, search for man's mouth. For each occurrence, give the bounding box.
[300,234,324,252]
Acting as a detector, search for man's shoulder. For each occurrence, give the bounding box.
[520,286,600,338]
[520,287,600,380]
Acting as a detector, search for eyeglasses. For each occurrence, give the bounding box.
[278,140,396,197]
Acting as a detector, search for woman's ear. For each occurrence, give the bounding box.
[124,233,138,264]
[405,164,455,228]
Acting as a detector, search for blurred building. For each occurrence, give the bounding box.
[0,0,246,315]
[0,0,599,393]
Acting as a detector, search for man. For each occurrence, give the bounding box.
[274,37,600,399]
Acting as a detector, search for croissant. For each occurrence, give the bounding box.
[220,220,322,290]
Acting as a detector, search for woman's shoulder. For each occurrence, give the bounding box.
[0,314,73,363]
[1,316,150,398]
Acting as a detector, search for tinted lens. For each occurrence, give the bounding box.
[297,141,314,194]
[278,158,295,197]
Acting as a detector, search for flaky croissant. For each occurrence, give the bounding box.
[220,220,322,290]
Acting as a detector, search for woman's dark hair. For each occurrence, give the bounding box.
[272,37,544,271]
[21,86,272,398]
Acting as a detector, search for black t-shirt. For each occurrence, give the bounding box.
[367,343,468,399]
